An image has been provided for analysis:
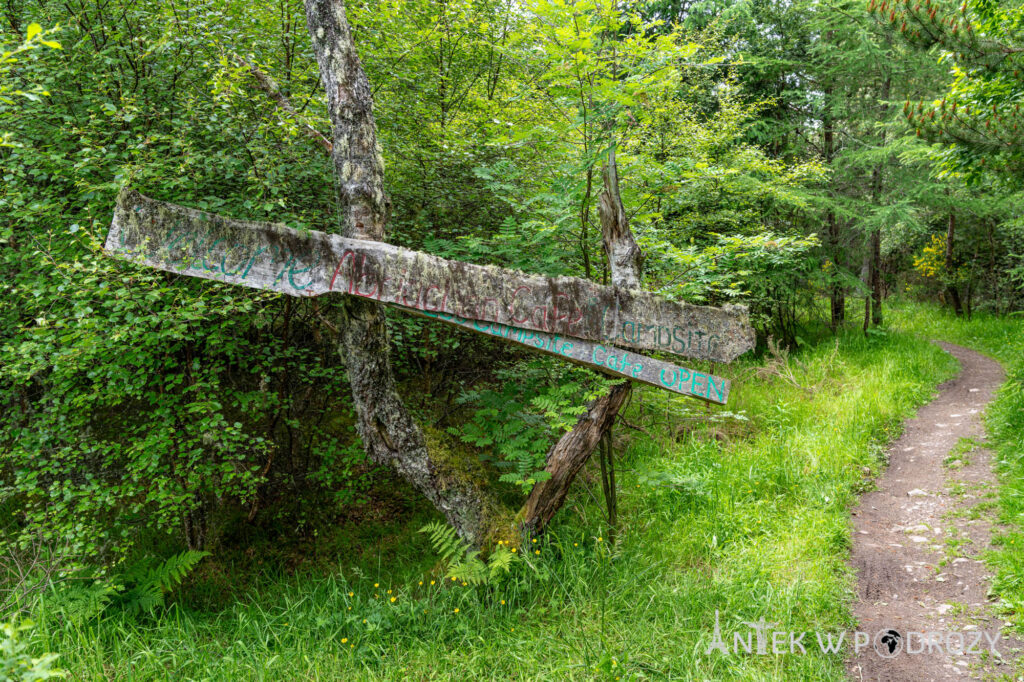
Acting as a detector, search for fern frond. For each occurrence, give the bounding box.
[419,522,465,568]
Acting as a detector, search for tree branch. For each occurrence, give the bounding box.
[234,54,333,155]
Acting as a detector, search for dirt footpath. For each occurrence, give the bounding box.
[848,342,1022,681]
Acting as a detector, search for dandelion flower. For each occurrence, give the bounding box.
[387,589,392,594]
[341,638,348,644]
[454,608,460,613]
[452,576,457,582]
[348,592,354,597]
[532,538,537,543]
[430,580,436,585]
[511,548,517,553]
[390,597,396,603]
[374,583,379,588]
[597,537,603,542]
[501,600,506,605]
[462,582,467,586]
[574,543,578,546]
[535,550,540,555]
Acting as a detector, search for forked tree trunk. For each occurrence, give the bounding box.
[519,147,642,535]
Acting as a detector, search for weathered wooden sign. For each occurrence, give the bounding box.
[105,189,753,403]
[407,307,729,402]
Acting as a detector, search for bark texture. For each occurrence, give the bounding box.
[107,190,755,363]
[303,0,504,544]
[519,149,641,535]
[598,149,643,290]
[518,382,631,534]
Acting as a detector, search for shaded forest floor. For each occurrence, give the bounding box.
[27,302,1024,680]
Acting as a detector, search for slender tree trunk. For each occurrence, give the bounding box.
[597,430,617,545]
[823,80,845,331]
[302,0,508,545]
[861,252,871,336]
[867,75,891,327]
[827,212,844,331]
[870,228,882,326]
[581,168,593,279]
[945,212,963,316]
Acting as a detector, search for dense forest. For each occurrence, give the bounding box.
[1,0,1023,678]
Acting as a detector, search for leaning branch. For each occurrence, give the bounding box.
[234,54,333,155]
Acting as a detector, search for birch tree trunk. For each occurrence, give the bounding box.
[302,0,508,545]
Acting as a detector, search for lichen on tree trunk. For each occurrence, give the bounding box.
[303,0,507,545]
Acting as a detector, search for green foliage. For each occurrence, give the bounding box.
[876,0,1024,181]
[110,551,210,615]
[418,521,517,586]
[16,321,964,679]
[0,0,369,559]
[0,23,61,147]
[48,551,209,622]
[450,360,610,493]
[0,620,63,681]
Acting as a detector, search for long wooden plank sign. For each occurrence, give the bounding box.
[397,306,730,403]
[106,190,755,364]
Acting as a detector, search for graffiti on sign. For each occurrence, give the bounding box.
[106,189,751,403]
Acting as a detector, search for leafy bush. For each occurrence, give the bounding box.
[0,620,63,681]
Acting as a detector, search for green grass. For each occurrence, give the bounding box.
[23,324,964,679]
[889,301,1024,635]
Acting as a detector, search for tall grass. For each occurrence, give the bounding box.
[26,326,960,679]
[889,301,1024,633]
